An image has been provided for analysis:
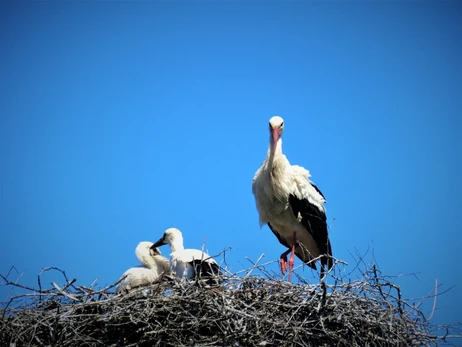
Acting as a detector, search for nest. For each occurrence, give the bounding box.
[1,258,460,347]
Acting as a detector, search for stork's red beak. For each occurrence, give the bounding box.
[272,128,280,150]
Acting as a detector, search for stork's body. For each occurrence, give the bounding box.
[116,242,170,293]
[252,116,333,280]
[151,228,220,281]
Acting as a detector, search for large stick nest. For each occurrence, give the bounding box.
[1,258,460,347]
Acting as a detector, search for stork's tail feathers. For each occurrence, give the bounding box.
[320,251,334,280]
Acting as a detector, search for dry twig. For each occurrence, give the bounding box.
[1,257,460,346]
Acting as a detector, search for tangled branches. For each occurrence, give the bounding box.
[1,260,460,346]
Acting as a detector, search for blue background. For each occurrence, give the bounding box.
[1,0,461,334]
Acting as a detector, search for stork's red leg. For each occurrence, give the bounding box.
[280,255,287,275]
[279,248,292,275]
[288,231,297,283]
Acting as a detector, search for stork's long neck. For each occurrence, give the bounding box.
[143,254,168,271]
[169,236,185,253]
[154,255,170,272]
[138,251,157,269]
[144,257,157,269]
[267,137,283,168]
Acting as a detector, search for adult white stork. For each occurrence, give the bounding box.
[151,228,221,282]
[116,241,170,293]
[252,116,333,281]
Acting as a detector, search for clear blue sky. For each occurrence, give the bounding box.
[1,0,461,331]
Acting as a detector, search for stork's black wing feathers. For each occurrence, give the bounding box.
[189,259,221,285]
[268,222,317,270]
[289,194,333,270]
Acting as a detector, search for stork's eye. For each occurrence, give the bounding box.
[280,122,284,127]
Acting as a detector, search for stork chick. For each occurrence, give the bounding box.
[151,228,221,282]
[116,242,170,293]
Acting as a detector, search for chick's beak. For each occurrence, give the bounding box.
[151,236,166,250]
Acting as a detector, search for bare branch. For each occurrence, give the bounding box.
[1,251,461,347]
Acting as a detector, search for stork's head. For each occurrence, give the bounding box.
[269,116,284,151]
[151,228,183,250]
[136,241,166,269]
[135,241,159,263]
[136,241,155,255]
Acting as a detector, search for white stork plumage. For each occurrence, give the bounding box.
[116,241,170,293]
[252,116,333,281]
[151,228,221,282]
